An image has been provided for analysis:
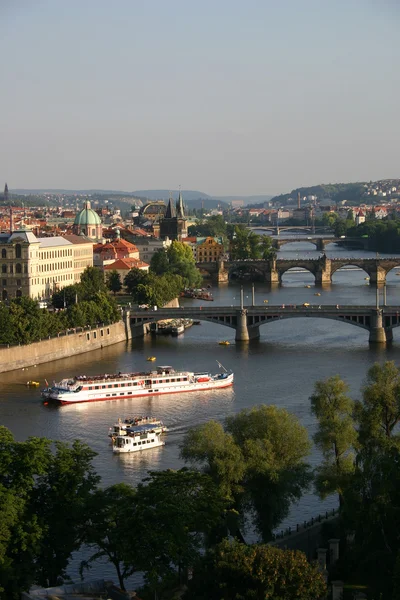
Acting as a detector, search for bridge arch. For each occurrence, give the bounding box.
[330,263,370,281]
[278,263,317,282]
[247,313,371,333]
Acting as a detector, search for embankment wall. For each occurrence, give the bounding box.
[0,321,127,374]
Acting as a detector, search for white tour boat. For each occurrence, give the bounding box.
[42,362,233,405]
[112,424,165,454]
[108,416,167,438]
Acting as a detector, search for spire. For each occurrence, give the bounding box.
[164,193,176,219]
[176,186,185,218]
[4,183,8,203]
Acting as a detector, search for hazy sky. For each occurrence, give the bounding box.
[1,0,399,196]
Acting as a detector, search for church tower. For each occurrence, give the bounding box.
[159,190,187,241]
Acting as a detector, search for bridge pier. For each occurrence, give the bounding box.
[368,265,386,286]
[369,309,387,344]
[316,239,325,251]
[235,309,259,341]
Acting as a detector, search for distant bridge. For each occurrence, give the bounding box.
[128,304,400,343]
[248,225,333,235]
[196,257,400,284]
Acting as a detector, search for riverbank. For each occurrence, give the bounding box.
[0,321,127,374]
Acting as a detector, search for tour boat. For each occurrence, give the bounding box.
[112,424,165,454]
[42,362,234,405]
[108,416,167,438]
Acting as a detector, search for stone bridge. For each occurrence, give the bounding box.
[197,257,400,284]
[128,304,400,343]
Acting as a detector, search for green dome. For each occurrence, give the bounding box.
[74,201,101,226]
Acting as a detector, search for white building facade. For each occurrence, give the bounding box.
[0,228,93,301]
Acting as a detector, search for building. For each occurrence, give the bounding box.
[195,236,224,262]
[93,229,140,268]
[0,228,93,301]
[103,257,149,282]
[159,191,188,241]
[73,200,103,240]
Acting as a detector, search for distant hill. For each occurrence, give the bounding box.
[132,189,212,201]
[213,195,274,206]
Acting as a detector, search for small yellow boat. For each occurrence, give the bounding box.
[219,341,230,346]
[147,356,156,362]
[26,381,40,387]
[314,293,321,296]
[364,277,369,280]
[263,299,269,303]
[304,285,311,289]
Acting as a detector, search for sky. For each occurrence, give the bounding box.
[1,0,399,196]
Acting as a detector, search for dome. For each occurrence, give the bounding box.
[74,201,101,226]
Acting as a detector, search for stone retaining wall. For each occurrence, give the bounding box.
[0,321,127,373]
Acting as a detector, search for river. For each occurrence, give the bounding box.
[2,238,400,583]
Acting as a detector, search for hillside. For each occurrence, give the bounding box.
[268,180,400,207]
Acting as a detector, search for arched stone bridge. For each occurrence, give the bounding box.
[197,257,400,284]
[128,305,400,344]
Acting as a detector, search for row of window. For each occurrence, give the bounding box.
[87,377,188,390]
[2,279,22,287]
[39,249,73,259]
[2,290,22,300]
[39,262,73,272]
[1,244,22,259]
[2,264,27,274]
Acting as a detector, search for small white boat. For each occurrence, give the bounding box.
[108,416,167,438]
[112,425,165,453]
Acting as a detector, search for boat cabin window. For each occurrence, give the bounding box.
[133,443,137,446]
[108,384,112,388]
[165,379,170,383]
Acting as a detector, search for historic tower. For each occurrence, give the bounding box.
[159,189,187,241]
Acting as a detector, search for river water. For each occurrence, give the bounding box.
[2,239,400,582]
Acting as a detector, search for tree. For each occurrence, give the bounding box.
[134,469,228,589]
[81,483,138,590]
[80,266,107,299]
[106,270,122,296]
[32,440,100,587]
[150,249,170,275]
[310,375,357,506]
[124,268,148,296]
[184,538,327,600]
[355,361,400,447]
[342,445,400,599]
[166,241,202,288]
[181,406,312,541]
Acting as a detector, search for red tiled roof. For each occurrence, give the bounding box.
[104,258,149,270]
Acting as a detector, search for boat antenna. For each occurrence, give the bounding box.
[216,360,228,373]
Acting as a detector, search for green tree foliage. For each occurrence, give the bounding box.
[343,445,400,599]
[123,267,148,296]
[188,215,227,238]
[184,538,327,600]
[81,483,138,590]
[346,218,400,253]
[166,241,203,287]
[106,270,122,295]
[133,469,228,591]
[79,266,107,297]
[310,375,357,506]
[0,428,99,599]
[355,361,400,448]
[229,226,275,260]
[32,440,100,587]
[181,406,311,541]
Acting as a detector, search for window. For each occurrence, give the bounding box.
[16,290,22,297]
[2,280,6,287]
[1,249,6,259]
[1,265,6,274]
[16,264,22,274]
[15,244,21,259]
[2,290,7,301]
[16,279,21,287]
